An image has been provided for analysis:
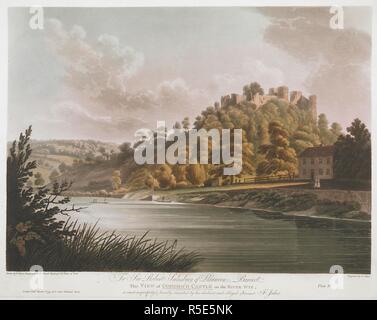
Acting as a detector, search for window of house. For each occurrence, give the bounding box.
[326,168,330,175]
[311,158,314,165]
[327,157,331,164]
[303,158,306,165]
[303,169,306,175]
[319,158,323,164]
[319,168,323,175]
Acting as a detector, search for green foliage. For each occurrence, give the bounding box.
[192,86,322,180]
[333,118,371,180]
[241,130,255,175]
[187,164,206,186]
[58,162,69,173]
[25,221,201,272]
[34,172,45,185]
[257,121,297,177]
[330,122,342,138]
[112,170,122,190]
[290,125,320,155]
[64,82,342,191]
[318,113,341,145]
[243,82,264,100]
[173,121,182,129]
[247,190,317,212]
[181,117,190,130]
[246,190,363,217]
[315,199,361,217]
[7,127,77,270]
[118,142,134,163]
[154,164,177,188]
[49,169,59,182]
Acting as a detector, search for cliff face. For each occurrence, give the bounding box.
[220,85,317,121]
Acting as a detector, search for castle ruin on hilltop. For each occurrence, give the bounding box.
[219,86,317,121]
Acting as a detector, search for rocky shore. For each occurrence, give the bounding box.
[125,188,371,222]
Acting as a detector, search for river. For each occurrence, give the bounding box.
[68,197,371,274]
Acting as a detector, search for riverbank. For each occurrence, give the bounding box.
[124,187,371,222]
[64,197,371,273]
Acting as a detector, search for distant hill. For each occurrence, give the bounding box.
[29,139,119,159]
[7,139,119,187]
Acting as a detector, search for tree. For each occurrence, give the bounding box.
[49,169,59,182]
[290,125,320,155]
[118,142,134,163]
[112,170,122,190]
[243,82,264,100]
[181,117,190,130]
[249,82,264,97]
[7,126,81,270]
[58,162,68,173]
[257,120,270,146]
[173,122,182,129]
[85,151,95,162]
[145,174,159,190]
[187,164,206,186]
[318,113,331,144]
[173,165,187,183]
[257,121,297,178]
[99,146,109,160]
[34,172,45,186]
[154,164,176,189]
[330,122,342,141]
[333,119,371,180]
[241,130,255,175]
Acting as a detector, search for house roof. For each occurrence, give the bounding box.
[299,145,334,158]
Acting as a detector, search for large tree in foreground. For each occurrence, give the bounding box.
[257,121,297,178]
[333,118,371,180]
[7,126,80,270]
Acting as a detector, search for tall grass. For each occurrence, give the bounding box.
[27,220,201,272]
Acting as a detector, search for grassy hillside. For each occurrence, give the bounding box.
[7,139,119,187]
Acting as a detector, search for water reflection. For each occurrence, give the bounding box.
[68,198,371,274]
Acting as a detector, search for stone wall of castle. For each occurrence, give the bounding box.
[220,85,317,122]
[309,95,317,121]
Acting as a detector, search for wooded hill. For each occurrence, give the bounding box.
[53,82,345,193]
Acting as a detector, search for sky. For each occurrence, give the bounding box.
[8,7,372,143]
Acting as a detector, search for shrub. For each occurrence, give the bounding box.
[247,190,317,212]
[7,127,200,272]
[315,199,361,217]
[23,221,201,272]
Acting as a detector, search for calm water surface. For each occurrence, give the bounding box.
[69,197,371,273]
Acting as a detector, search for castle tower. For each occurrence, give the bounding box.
[221,95,230,107]
[309,95,317,122]
[230,93,245,105]
[277,86,289,100]
[269,88,277,96]
[290,91,302,105]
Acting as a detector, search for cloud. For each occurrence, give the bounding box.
[44,19,210,140]
[207,53,301,99]
[258,7,371,126]
[46,18,144,112]
[156,78,209,116]
[41,101,149,141]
